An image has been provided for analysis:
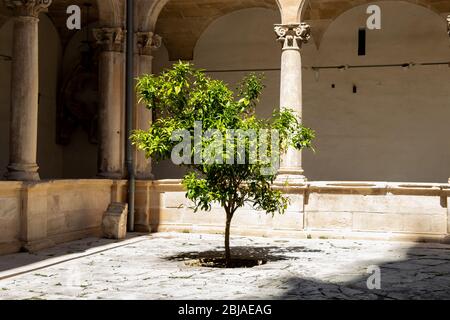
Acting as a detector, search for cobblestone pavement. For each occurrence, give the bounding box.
[0,233,449,300]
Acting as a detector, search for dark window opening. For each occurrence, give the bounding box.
[358,28,366,56]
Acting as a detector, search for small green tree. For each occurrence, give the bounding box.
[131,62,314,266]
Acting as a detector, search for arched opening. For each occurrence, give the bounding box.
[49,1,101,179]
[0,12,13,178]
[151,1,281,179]
[37,14,64,179]
[0,10,63,179]
[302,1,450,182]
[302,0,448,21]
[46,0,104,179]
[0,1,107,180]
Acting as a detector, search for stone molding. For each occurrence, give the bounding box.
[3,0,51,18]
[274,23,311,50]
[93,27,126,52]
[136,31,162,56]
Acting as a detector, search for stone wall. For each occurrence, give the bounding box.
[0,182,21,255]
[1,178,449,255]
[135,180,450,243]
[302,2,450,183]
[0,180,126,255]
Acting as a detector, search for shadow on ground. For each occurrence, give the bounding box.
[274,243,450,300]
[165,241,450,300]
[164,245,322,263]
[0,234,145,274]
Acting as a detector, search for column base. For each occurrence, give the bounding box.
[276,167,307,185]
[136,173,155,180]
[5,163,40,181]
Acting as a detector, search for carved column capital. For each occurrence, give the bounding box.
[274,23,311,50]
[4,0,51,19]
[136,31,162,56]
[93,27,126,52]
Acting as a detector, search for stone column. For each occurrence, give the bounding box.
[274,23,310,183]
[4,0,52,181]
[93,27,126,179]
[134,32,161,180]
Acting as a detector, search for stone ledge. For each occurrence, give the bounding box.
[307,181,450,196]
[47,227,103,247]
[137,180,450,196]
[151,224,450,244]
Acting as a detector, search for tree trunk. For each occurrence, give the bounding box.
[225,211,233,267]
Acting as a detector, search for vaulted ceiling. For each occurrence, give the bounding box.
[156,0,279,60]
[156,0,450,60]
[0,0,99,48]
[0,0,127,49]
[1,0,450,59]
[47,0,99,47]
[303,0,450,48]
[303,0,450,20]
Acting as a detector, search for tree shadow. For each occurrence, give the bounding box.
[164,245,322,263]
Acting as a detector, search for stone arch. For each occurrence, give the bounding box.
[192,7,281,68]
[301,0,447,21]
[143,0,170,32]
[301,1,450,182]
[301,0,449,47]
[144,0,283,32]
[146,0,282,61]
[315,0,449,62]
[97,0,124,26]
[276,0,308,24]
[151,7,282,178]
